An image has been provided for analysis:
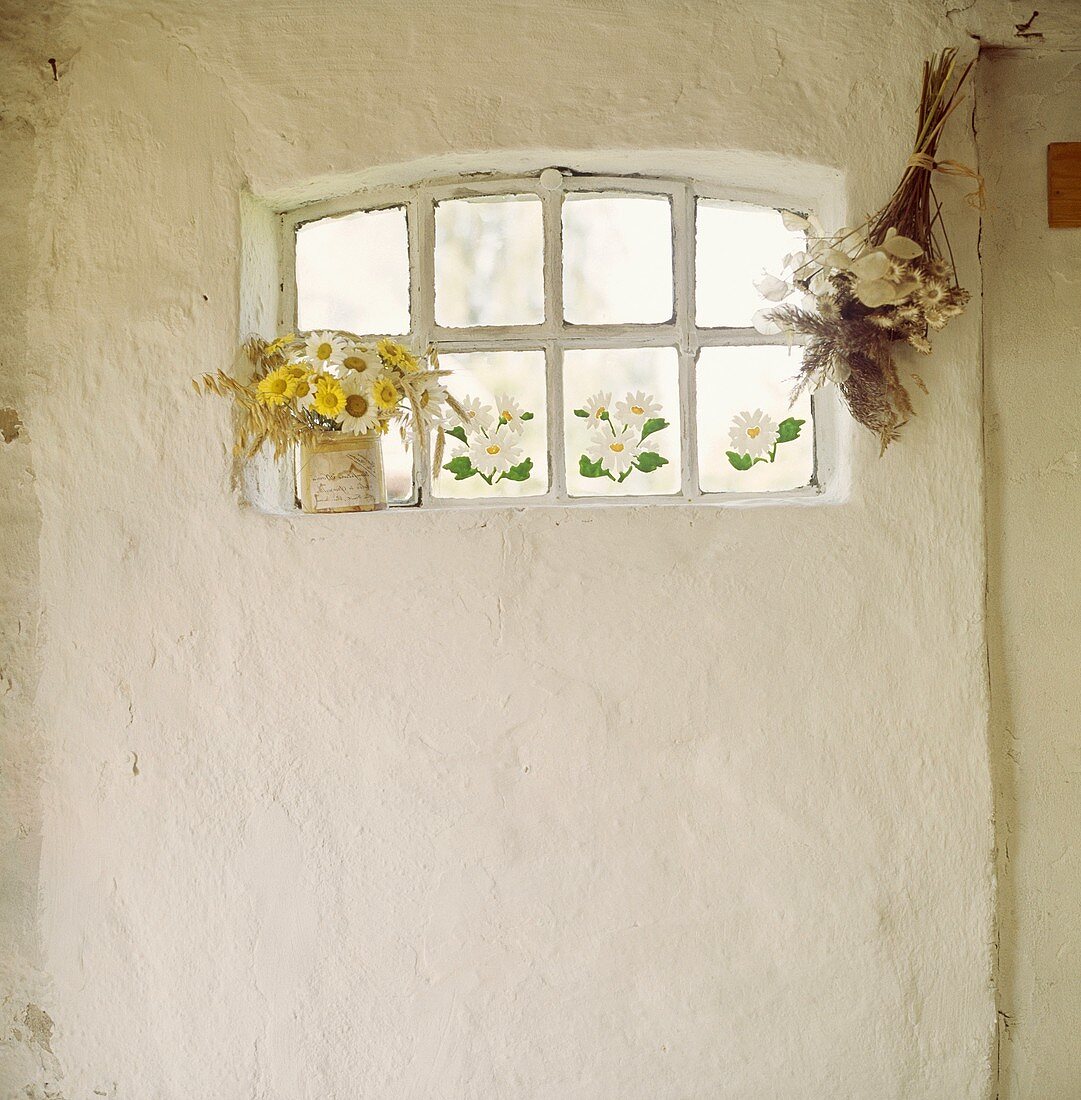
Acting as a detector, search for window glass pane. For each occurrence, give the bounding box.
[695,201,804,328]
[563,348,680,497]
[296,206,410,335]
[382,428,415,504]
[562,194,673,324]
[435,196,544,327]
[696,345,814,492]
[433,351,548,499]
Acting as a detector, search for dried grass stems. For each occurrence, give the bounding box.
[192,361,317,459]
[762,49,979,453]
[869,49,978,255]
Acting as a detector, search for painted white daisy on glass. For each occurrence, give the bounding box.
[442,392,536,487]
[573,390,669,483]
[586,426,640,477]
[468,432,524,479]
[456,395,496,436]
[614,390,662,429]
[726,408,805,471]
[492,392,527,434]
[729,409,779,458]
[582,391,613,433]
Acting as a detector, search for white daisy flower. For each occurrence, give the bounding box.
[338,376,379,435]
[728,409,779,458]
[457,394,495,435]
[341,347,382,379]
[304,331,349,373]
[406,375,448,431]
[468,427,523,478]
[493,392,526,433]
[587,426,640,477]
[583,391,613,432]
[614,390,662,429]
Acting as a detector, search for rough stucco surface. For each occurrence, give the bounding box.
[1,1,995,1097]
[980,49,1081,1100]
[0,4,56,1095]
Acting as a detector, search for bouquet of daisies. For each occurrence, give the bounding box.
[196,330,465,464]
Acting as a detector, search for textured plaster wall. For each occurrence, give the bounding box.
[0,3,60,1094]
[980,49,1081,1100]
[1,1,995,1097]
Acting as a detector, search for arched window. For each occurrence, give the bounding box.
[282,169,823,507]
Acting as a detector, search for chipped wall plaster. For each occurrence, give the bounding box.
[980,48,1081,1100]
[2,1,995,1097]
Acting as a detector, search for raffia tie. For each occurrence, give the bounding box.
[907,152,987,210]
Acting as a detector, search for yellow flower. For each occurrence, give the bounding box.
[377,338,418,373]
[263,332,295,359]
[256,366,297,407]
[372,375,401,411]
[285,362,313,398]
[311,376,347,419]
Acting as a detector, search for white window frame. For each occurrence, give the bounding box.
[279,170,837,510]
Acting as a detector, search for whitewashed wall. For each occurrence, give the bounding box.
[981,48,1081,1100]
[3,1,994,1097]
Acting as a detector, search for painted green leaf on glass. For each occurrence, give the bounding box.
[444,455,478,480]
[635,451,668,473]
[501,458,534,482]
[777,417,805,444]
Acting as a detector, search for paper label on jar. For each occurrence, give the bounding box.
[309,448,379,511]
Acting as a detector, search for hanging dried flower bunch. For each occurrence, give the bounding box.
[753,49,982,452]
